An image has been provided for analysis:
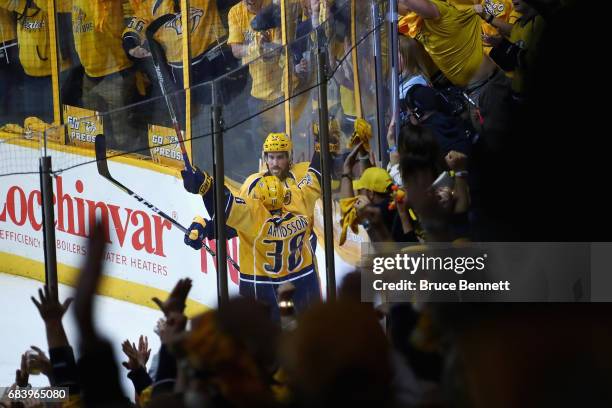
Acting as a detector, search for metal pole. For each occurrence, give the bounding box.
[317,50,337,301]
[47,0,61,124]
[39,156,58,298]
[389,0,400,146]
[372,1,387,164]
[211,104,229,307]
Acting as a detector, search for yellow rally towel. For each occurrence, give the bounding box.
[24,116,52,132]
[350,118,372,152]
[24,116,62,142]
[339,196,360,246]
[0,123,25,134]
[399,12,423,38]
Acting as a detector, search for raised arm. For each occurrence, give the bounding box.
[398,0,441,19]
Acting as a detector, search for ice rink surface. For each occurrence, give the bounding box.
[0,272,162,400]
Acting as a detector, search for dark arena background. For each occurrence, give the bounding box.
[0,1,609,407]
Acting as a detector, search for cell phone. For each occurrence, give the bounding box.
[431,171,454,190]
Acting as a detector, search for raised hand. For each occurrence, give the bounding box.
[73,222,107,345]
[31,286,73,324]
[343,141,364,176]
[445,150,468,171]
[121,335,151,371]
[26,346,52,377]
[16,352,29,387]
[151,278,192,316]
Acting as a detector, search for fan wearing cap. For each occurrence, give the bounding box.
[339,146,418,244]
[181,168,322,321]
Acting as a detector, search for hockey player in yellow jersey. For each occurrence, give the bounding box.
[240,124,340,198]
[181,151,325,320]
[241,132,311,196]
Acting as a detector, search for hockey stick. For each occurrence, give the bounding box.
[145,14,193,173]
[94,134,240,272]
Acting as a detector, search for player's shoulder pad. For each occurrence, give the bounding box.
[297,172,314,189]
[292,161,311,180]
[241,172,265,196]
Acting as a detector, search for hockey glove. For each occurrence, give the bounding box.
[184,216,209,250]
[181,167,213,196]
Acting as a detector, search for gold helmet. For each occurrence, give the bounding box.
[263,133,293,158]
[251,176,286,211]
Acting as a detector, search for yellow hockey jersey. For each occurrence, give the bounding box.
[239,161,311,197]
[123,0,226,66]
[208,159,322,281]
[227,0,282,101]
[14,0,71,77]
[71,0,133,78]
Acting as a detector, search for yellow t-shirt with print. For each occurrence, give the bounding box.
[227,0,283,101]
[447,0,478,9]
[124,0,226,65]
[15,0,71,77]
[401,0,484,88]
[448,0,517,54]
[72,0,133,78]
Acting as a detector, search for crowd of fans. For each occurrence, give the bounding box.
[0,0,566,232]
[2,0,610,406]
[1,231,609,407]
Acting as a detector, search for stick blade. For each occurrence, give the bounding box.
[94,133,110,178]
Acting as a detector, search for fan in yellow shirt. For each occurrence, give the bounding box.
[71,0,133,78]
[398,0,497,89]
[228,0,282,101]
[4,0,72,123]
[0,2,22,124]
[473,0,515,55]
[227,0,285,148]
[71,0,137,150]
[122,0,229,91]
